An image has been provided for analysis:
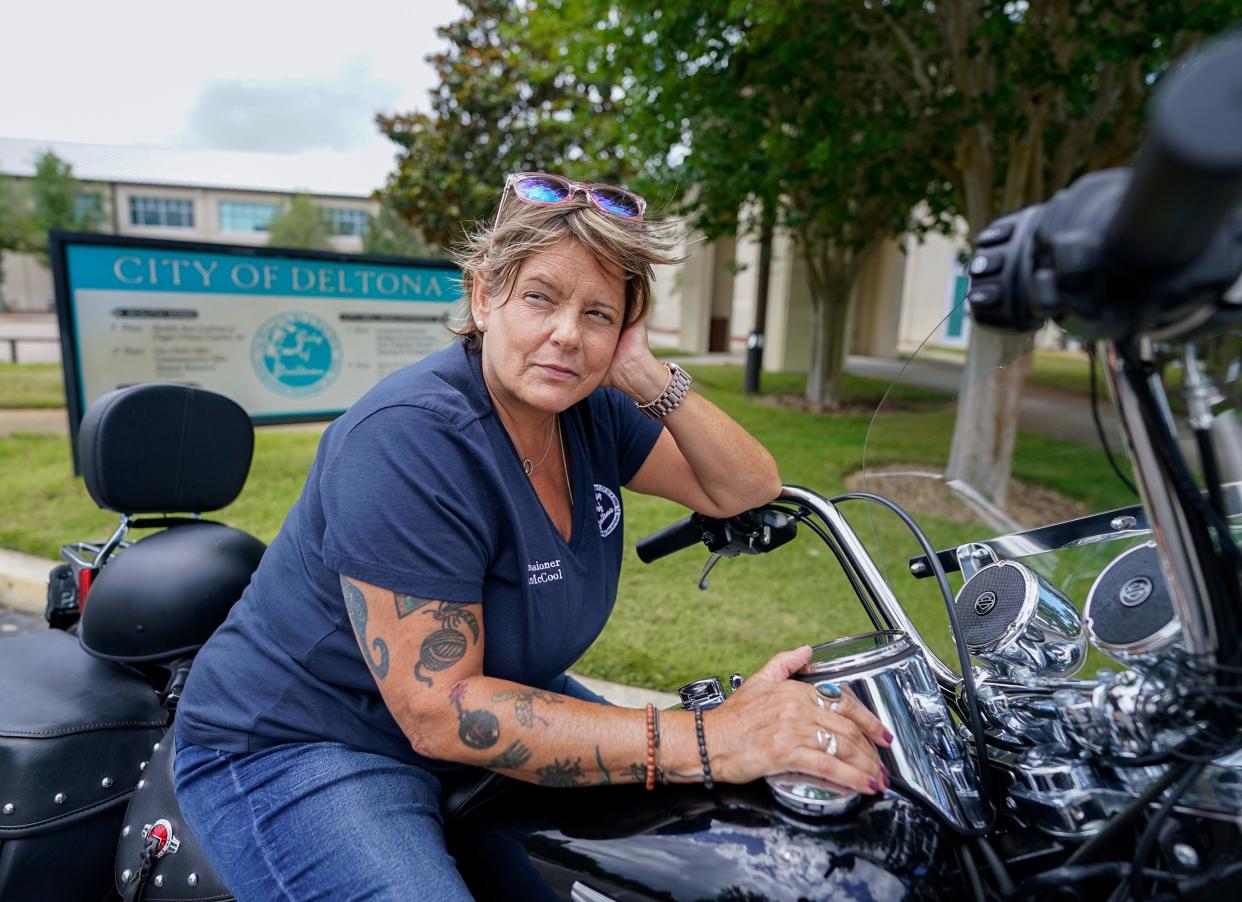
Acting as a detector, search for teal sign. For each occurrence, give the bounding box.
[65,244,460,301]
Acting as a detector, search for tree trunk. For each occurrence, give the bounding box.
[944,327,1034,508]
[944,142,1034,505]
[802,238,854,410]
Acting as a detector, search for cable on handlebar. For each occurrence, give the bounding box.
[1087,344,1138,496]
[829,492,998,817]
[767,502,888,633]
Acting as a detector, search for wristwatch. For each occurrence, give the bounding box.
[637,362,693,419]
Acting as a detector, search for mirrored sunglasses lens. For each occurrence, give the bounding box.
[591,187,641,217]
[515,176,571,204]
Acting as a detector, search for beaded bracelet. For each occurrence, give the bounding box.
[644,703,657,791]
[655,710,665,790]
[694,707,714,790]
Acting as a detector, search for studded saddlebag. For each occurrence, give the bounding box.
[0,629,166,902]
[115,731,233,901]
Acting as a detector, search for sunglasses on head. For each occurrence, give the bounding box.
[501,172,647,220]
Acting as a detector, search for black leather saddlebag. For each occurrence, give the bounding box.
[115,734,233,901]
[0,628,167,901]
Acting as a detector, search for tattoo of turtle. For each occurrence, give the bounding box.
[340,576,388,679]
[537,757,587,787]
[414,603,480,687]
[450,682,499,750]
[490,689,564,727]
[487,740,532,770]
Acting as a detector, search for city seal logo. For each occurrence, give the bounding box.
[594,484,621,538]
[252,312,341,398]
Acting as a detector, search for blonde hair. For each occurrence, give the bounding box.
[452,195,684,348]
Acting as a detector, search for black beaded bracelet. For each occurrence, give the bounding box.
[694,707,714,790]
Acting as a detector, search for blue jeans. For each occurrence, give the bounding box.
[173,675,607,901]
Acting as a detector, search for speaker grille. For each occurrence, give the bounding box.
[1086,543,1176,649]
[954,563,1031,650]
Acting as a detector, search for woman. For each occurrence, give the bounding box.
[174,173,891,900]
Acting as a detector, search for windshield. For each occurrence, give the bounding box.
[855,301,1151,670]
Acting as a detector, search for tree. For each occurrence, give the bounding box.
[362,200,440,259]
[267,194,333,251]
[537,0,945,407]
[855,0,1241,503]
[0,150,101,307]
[376,0,600,250]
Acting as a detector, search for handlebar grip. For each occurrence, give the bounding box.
[636,516,704,564]
[1103,35,1242,273]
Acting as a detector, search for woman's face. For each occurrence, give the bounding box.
[473,237,626,421]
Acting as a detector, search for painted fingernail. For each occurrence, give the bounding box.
[868,778,880,793]
[883,729,894,744]
[881,765,891,788]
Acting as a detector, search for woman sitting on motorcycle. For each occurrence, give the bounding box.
[173,173,892,900]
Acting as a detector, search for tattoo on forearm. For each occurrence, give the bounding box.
[595,746,611,784]
[450,682,500,749]
[537,757,588,787]
[414,603,481,687]
[490,689,564,727]
[624,762,647,784]
[487,740,533,770]
[394,593,435,618]
[340,577,389,679]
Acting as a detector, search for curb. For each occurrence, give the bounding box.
[0,549,682,709]
[0,549,54,616]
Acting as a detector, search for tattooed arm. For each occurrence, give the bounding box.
[340,575,890,794]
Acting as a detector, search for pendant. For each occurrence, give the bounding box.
[523,459,534,476]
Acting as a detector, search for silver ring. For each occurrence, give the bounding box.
[829,700,841,713]
[817,695,826,710]
[816,729,838,757]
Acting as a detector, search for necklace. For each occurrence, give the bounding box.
[558,416,573,507]
[522,416,556,477]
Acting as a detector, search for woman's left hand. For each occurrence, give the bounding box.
[603,323,667,402]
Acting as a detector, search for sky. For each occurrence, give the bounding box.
[1,0,463,189]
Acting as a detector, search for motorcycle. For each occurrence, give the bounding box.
[3,33,1242,902]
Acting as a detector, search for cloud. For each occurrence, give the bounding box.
[177,59,402,153]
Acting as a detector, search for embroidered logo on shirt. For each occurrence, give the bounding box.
[594,484,621,538]
[527,559,564,585]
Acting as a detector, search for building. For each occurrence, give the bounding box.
[0,137,380,313]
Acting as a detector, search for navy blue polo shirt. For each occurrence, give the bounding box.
[177,342,662,768]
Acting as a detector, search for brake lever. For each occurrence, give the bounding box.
[698,553,724,591]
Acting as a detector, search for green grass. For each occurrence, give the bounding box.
[0,364,65,409]
[0,364,1134,690]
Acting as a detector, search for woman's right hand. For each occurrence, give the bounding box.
[702,645,892,794]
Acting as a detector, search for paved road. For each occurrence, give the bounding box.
[846,354,1122,449]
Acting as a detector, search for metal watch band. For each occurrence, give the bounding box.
[637,362,692,419]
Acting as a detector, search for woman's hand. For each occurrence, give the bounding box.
[702,646,893,794]
[602,322,668,403]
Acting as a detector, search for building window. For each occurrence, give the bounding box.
[73,192,103,224]
[219,201,278,233]
[129,196,195,228]
[325,207,369,236]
